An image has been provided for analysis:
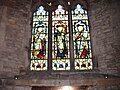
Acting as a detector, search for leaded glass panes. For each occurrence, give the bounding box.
[52,5,70,70]
[72,4,92,70]
[31,6,48,70]
[30,3,93,71]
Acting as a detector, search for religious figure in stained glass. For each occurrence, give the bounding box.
[72,4,92,70]
[52,5,70,70]
[31,6,48,70]
[30,3,93,71]
[54,21,68,58]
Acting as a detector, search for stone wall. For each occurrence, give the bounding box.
[0,0,31,78]
[0,0,120,90]
[0,78,120,90]
[88,0,120,76]
[0,0,120,78]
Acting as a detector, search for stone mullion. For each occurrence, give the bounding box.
[68,9,75,70]
[48,10,52,71]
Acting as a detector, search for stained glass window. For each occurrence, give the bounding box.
[30,6,48,70]
[52,5,70,70]
[30,3,93,71]
[72,4,92,70]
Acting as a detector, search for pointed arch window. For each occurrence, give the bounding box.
[72,4,92,70]
[52,5,70,70]
[31,6,48,70]
[30,4,93,71]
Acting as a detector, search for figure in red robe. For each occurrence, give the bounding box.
[80,46,88,58]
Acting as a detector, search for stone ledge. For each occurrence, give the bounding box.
[2,78,120,87]
[16,70,120,80]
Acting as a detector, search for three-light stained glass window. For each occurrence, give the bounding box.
[30,4,93,71]
[72,4,92,70]
[31,6,48,70]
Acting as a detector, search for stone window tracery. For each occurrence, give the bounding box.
[30,3,93,71]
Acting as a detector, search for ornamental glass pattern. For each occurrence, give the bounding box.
[31,6,48,70]
[30,4,93,71]
[52,5,70,70]
[72,4,92,70]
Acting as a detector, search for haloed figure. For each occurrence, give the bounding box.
[55,23,68,59]
[75,24,84,58]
